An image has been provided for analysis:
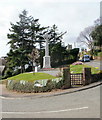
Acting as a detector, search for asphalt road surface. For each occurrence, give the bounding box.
[85,60,102,70]
[1,85,101,118]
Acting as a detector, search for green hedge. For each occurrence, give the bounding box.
[6,79,64,93]
[98,52,102,57]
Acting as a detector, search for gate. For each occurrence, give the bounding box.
[71,73,83,86]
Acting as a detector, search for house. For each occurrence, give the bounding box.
[66,44,72,50]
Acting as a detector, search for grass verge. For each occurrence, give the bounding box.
[70,64,100,74]
[7,72,56,82]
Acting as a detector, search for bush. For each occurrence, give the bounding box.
[4,68,13,78]
[7,81,34,93]
[33,85,46,93]
[93,50,101,56]
[3,68,21,79]
[6,79,64,93]
[21,82,34,93]
[98,52,102,57]
[25,66,32,72]
[45,80,57,92]
[12,69,21,76]
[91,73,102,83]
[56,72,62,77]
[56,80,64,89]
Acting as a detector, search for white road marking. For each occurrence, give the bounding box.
[0,96,27,99]
[0,96,5,99]
[1,106,88,114]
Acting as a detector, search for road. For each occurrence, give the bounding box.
[85,60,102,70]
[1,85,101,118]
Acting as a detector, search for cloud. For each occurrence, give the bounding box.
[0,0,100,57]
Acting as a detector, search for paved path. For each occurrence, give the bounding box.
[38,69,61,76]
[0,81,101,98]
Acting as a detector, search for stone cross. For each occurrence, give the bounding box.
[43,34,51,68]
[45,35,49,56]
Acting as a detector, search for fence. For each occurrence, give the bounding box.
[71,73,83,86]
[63,67,92,89]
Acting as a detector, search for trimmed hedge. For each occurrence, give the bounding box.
[91,73,102,83]
[6,78,64,93]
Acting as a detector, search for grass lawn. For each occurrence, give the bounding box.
[7,72,56,82]
[70,64,100,74]
[2,64,100,83]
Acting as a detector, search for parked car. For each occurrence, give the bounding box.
[81,55,90,62]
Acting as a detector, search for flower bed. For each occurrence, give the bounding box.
[72,61,83,65]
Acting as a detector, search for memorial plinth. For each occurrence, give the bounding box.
[43,56,51,68]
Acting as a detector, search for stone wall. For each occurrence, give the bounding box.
[83,68,91,85]
[62,66,71,89]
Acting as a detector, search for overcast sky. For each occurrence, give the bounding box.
[0,0,101,57]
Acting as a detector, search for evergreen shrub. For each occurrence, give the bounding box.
[6,78,64,93]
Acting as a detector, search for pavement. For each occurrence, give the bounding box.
[38,69,61,76]
[0,80,102,99]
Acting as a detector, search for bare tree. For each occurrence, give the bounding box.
[28,48,39,74]
[94,17,102,26]
[77,26,95,51]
